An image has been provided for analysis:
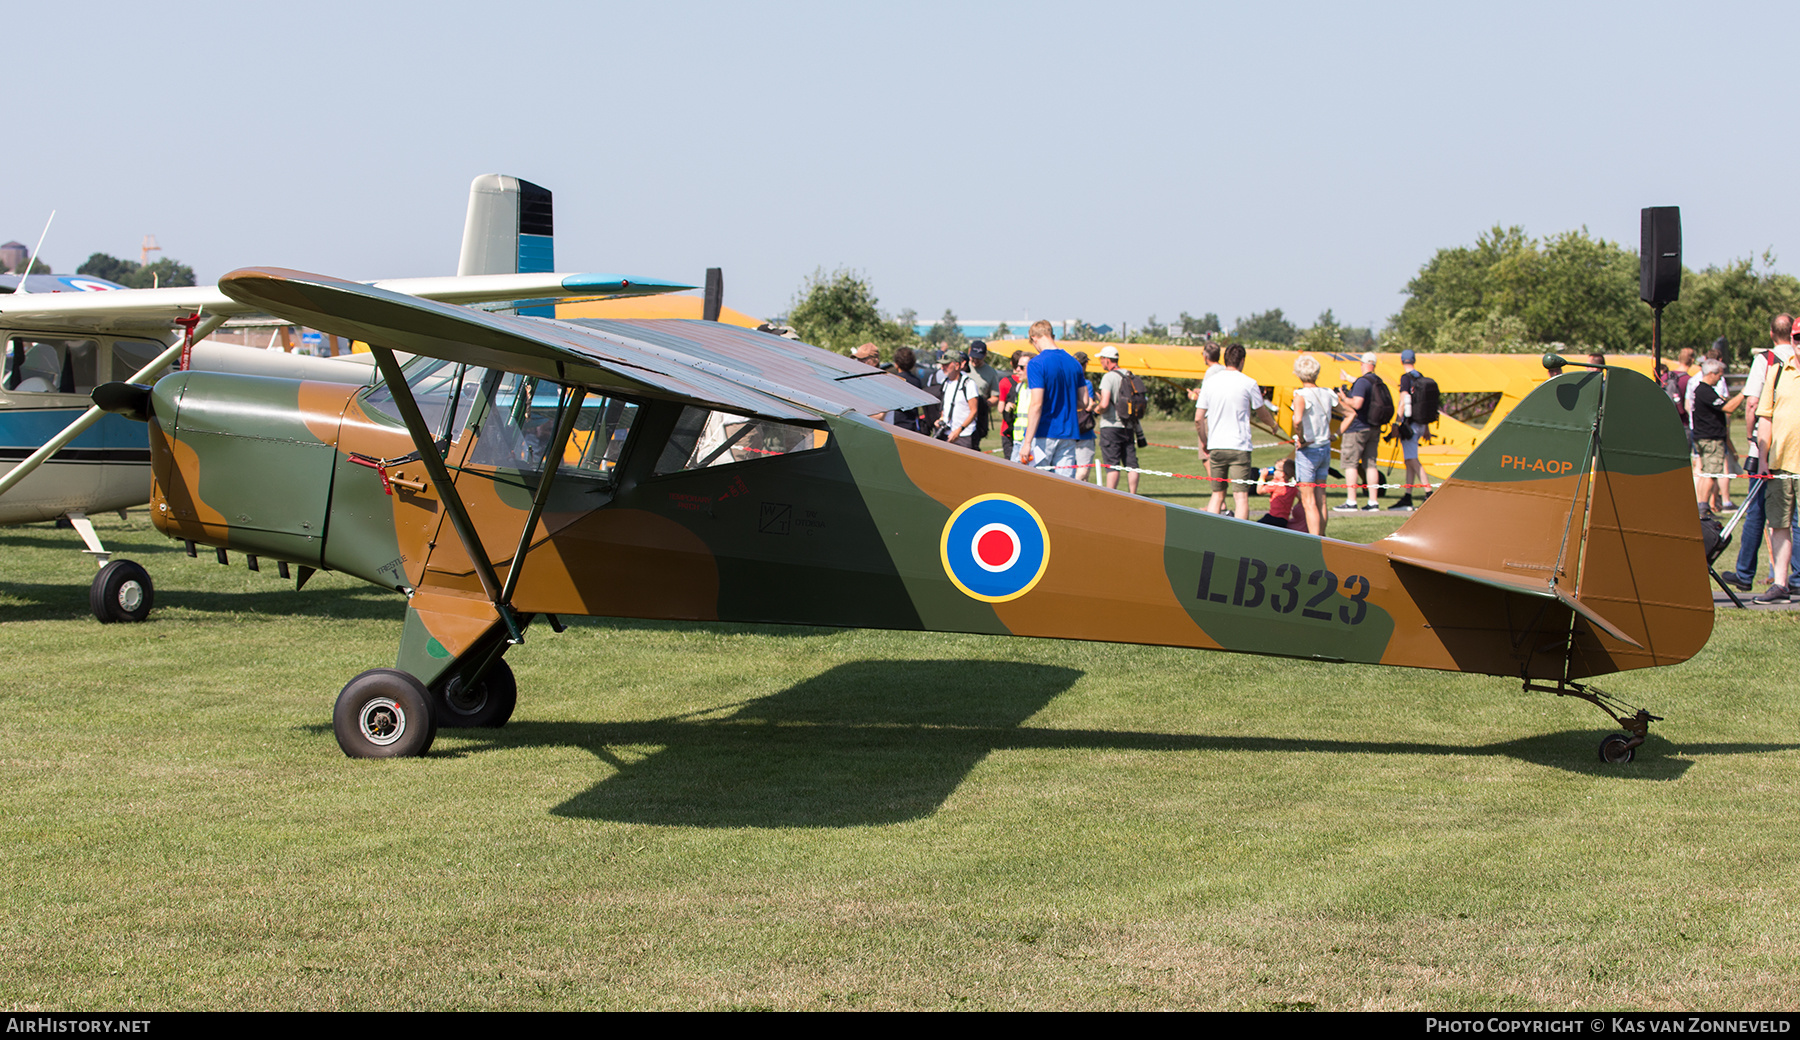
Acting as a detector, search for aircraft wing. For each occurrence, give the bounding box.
[0,271,690,336]
[215,267,938,423]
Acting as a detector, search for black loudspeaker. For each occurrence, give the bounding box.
[1640,207,1681,306]
[703,267,723,322]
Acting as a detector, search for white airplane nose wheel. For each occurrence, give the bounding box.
[333,669,437,759]
[90,560,154,624]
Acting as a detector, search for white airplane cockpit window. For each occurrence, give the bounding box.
[362,356,483,443]
[653,406,827,475]
[110,339,176,383]
[4,337,99,394]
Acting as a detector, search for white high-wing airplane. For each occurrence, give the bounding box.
[0,174,687,621]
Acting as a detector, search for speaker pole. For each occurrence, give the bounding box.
[1653,302,1663,376]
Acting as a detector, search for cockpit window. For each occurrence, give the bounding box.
[111,339,175,383]
[464,372,639,485]
[362,356,483,442]
[4,337,98,393]
[654,406,826,475]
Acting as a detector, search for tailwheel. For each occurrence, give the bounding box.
[1525,677,1660,764]
[90,560,154,623]
[334,669,437,759]
[1599,733,1637,764]
[434,658,517,729]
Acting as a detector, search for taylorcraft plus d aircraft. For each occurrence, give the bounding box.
[1053,341,1657,480]
[0,175,686,621]
[92,267,1711,765]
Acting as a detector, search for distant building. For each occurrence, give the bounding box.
[0,241,29,274]
[911,320,1077,341]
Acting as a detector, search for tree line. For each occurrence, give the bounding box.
[785,225,1800,369]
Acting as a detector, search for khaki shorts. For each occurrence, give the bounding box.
[1769,472,1799,530]
[1208,448,1253,487]
[1341,427,1379,467]
[1696,438,1729,474]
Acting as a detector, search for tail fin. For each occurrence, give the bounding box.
[457,174,554,314]
[1376,365,1712,677]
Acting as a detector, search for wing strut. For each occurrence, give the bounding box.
[367,345,523,644]
[0,312,227,501]
[499,383,586,605]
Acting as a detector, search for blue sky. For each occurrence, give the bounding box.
[9,1,1797,334]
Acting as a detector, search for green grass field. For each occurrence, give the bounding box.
[2,452,1795,1010]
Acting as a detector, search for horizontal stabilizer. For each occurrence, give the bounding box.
[1388,554,1642,648]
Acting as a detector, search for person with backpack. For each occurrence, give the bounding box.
[1333,351,1393,512]
[1093,345,1143,494]
[1392,348,1439,511]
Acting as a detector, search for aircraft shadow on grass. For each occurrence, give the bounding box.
[391,660,1782,828]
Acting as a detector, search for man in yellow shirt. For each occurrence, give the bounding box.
[1754,347,1800,602]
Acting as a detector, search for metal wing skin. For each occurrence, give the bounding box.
[213,267,938,422]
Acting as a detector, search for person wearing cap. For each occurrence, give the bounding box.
[1019,319,1091,477]
[1092,345,1140,494]
[1394,348,1426,511]
[1333,351,1387,512]
[933,348,982,450]
[966,340,1000,454]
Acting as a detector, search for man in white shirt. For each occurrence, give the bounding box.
[934,349,982,450]
[1195,343,1278,519]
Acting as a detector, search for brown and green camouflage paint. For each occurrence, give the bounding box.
[143,360,1710,695]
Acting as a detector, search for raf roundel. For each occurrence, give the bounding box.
[940,494,1050,603]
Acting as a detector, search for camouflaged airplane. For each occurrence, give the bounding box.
[92,268,1713,765]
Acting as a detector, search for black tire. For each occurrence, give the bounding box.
[90,560,153,624]
[333,669,436,759]
[435,659,517,729]
[1598,733,1636,765]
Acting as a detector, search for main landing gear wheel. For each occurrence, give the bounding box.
[1598,733,1637,765]
[434,659,517,729]
[334,669,437,759]
[90,560,153,623]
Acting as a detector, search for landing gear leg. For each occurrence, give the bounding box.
[67,510,156,623]
[1525,677,1661,765]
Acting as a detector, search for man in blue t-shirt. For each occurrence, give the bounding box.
[1018,320,1090,478]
